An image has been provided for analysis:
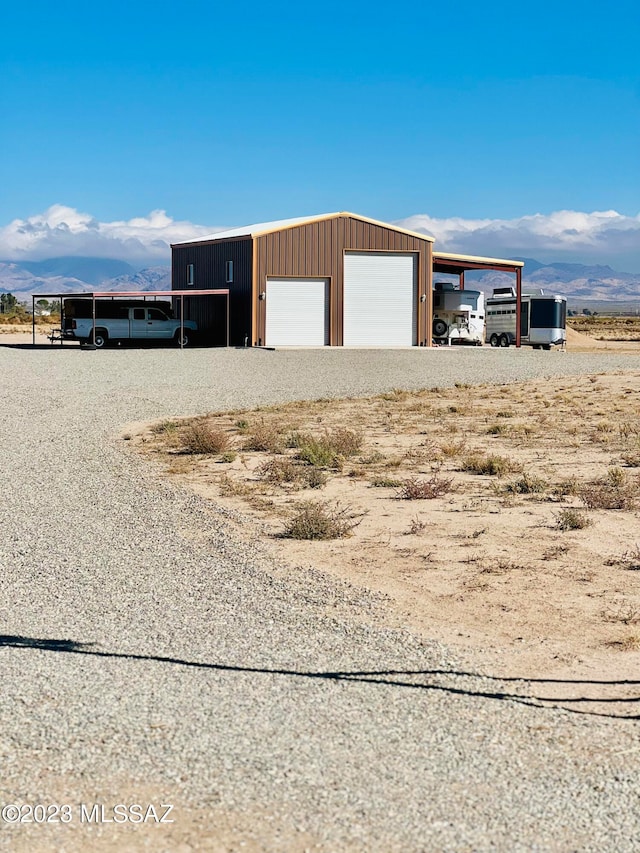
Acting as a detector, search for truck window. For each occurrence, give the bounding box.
[148,309,168,321]
[133,308,145,320]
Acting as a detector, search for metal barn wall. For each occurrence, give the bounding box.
[253,215,432,346]
[171,237,253,345]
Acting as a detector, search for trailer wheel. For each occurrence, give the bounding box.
[489,334,499,347]
[499,334,510,348]
[432,319,448,338]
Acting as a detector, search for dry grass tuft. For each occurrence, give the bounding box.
[503,472,548,494]
[461,453,522,476]
[607,634,640,652]
[258,457,327,489]
[289,428,363,468]
[396,470,454,500]
[578,467,639,510]
[555,508,592,531]
[243,420,285,453]
[406,515,427,534]
[182,421,231,455]
[281,500,362,540]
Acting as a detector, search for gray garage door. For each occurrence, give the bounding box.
[343,252,417,347]
[265,278,329,346]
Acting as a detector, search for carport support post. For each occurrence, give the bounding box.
[180,295,184,349]
[515,267,522,348]
[92,294,96,346]
[459,271,465,290]
[32,297,35,345]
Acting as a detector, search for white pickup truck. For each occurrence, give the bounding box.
[63,299,197,348]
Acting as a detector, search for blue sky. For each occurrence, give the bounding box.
[1,0,639,269]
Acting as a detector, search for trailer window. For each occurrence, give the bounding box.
[186,263,194,286]
[530,300,564,329]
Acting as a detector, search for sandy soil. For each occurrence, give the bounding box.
[131,350,640,717]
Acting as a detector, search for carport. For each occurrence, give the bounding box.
[31,289,230,348]
[433,253,524,347]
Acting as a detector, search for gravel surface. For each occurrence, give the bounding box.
[1,344,639,852]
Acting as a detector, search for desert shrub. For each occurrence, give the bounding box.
[406,515,427,534]
[461,454,521,476]
[305,468,328,489]
[258,457,301,484]
[578,468,638,510]
[504,473,548,494]
[551,478,580,497]
[621,451,640,467]
[243,420,285,453]
[486,424,507,435]
[289,428,363,468]
[370,476,403,488]
[257,458,328,489]
[182,421,231,454]
[281,501,361,540]
[605,546,640,571]
[439,440,466,458]
[396,470,454,500]
[218,474,253,497]
[220,451,237,464]
[555,509,592,531]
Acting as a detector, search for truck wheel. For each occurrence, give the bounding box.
[499,334,510,348]
[489,334,499,347]
[432,319,448,338]
[93,331,108,349]
[175,331,190,347]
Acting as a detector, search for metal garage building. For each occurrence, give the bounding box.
[171,212,523,347]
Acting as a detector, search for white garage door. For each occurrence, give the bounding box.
[343,252,417,347]
[265,278,329,346]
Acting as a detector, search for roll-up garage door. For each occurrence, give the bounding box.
[265,278,329,346]
[343,252,417,346]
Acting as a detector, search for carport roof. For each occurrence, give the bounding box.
[433,251,524,274]
[172,212,436,246]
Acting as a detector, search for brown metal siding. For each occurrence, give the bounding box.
[254,215,432,346]
[171,237,253,345]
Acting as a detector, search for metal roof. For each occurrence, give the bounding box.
[171,212,436,246]
[33,289,229,299]
[433,251,524,268]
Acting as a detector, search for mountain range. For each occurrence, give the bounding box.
[1,255,639,307]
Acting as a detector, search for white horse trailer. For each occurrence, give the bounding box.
[486,287,566,349]
[432,282,485,346]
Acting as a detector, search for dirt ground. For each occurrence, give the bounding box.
[5,322,640,716]
[125,327,640,717]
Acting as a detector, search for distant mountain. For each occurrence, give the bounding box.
[18,257,136,285]
[466,260,640,305]
[0,258,171,302]
[1,255,639,306]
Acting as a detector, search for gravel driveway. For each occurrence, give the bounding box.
[1,344,639,852]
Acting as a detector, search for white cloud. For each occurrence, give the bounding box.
[396,209,640,270]
[0,205,227,264]
[1,205,639,271]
